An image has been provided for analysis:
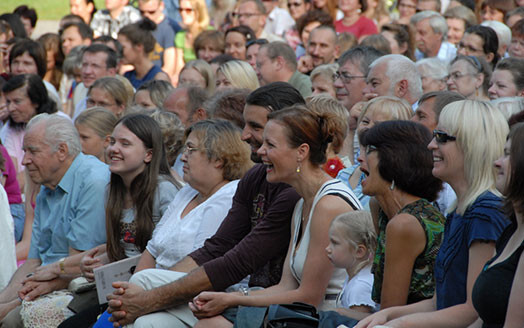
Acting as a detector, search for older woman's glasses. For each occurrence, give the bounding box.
[182,144,201,155]
[433,130,456,144]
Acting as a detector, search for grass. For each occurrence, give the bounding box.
[0,0,107,21]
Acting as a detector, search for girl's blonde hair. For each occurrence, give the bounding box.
[186,0,210,35]
[181,59,215,94]
[439,100,509,214]
[358,96,413,126]
[74,107,117,139]
[306,94,349,154]
[217,60,259,91]
[331,210,377,276]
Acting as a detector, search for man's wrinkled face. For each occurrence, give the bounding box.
[415,18,442,56]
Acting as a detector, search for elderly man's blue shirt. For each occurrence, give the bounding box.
[28,153,110,265]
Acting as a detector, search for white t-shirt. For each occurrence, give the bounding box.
[338,265,378,311]
[146,180,239,269]
[0,185,16,289]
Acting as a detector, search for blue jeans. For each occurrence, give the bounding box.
[10,203,25,242]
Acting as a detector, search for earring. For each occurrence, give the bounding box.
[389,180,395,191]
[296,162,301,173]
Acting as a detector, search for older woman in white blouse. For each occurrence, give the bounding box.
[134,119,253,271]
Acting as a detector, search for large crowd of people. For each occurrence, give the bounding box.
[0,0,523,327]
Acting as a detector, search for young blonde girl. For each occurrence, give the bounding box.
[326,210,378,313]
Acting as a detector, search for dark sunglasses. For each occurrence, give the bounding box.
[288,1,303,7]
[177,7,194,13]
[433,130,456,144]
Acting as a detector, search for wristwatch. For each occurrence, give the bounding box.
[59,257,66,274]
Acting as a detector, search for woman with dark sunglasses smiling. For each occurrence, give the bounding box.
[356,100,510,328]
[172,0,210,84]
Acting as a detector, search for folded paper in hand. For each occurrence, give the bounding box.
[94,255,140,304]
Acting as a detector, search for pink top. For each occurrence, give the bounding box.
[334,16,378,39]
[0,122,25,174]
[0,145,22,204]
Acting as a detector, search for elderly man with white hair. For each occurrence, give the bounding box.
[411,10,457,63]
[363,54,423,106]
[0,113,109,325]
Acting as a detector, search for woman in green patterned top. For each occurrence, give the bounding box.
[357,120,445,310]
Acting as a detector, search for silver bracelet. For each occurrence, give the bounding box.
[239,286,249,296]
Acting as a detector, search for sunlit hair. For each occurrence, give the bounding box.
[310,63,338,84]
[410,11,448,39]
[330,210,377,276]
[416,57,448,82]
[370,54,423,100]
[481,20,511,49]
[180,59,215,94]
[148,109,185,167]
[106,114,178,261]
[357,96,413,127]
[306,95,348,154]
[491,97,524,121]
[439,100,509,214]
[135,80,175,109]
[217,60,259,91]
[75,107,117,140]
[184,119,253,180]
[184,0,210,35]
[88,77,132,116]
[27,113,81,156]
[268,105,344,164]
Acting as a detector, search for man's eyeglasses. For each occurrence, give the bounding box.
[447,71,472,81]
[433,130,456,144]
[231,12,262,19]
[333,71,365,83]
[246,39,269,47]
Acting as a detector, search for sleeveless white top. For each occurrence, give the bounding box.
[289,179,362,310]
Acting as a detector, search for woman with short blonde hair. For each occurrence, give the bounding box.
[179,59,215,94]
[216,60,259,91]
[310,64,338,98]
[87,76,132,117]
[74,107,117,163]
